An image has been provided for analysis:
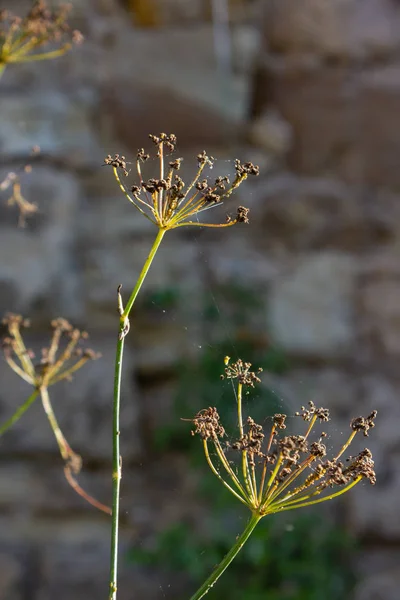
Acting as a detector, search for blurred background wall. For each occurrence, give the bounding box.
[0,1,399,599]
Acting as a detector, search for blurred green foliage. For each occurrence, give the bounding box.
[131,511,356,600]
[131,282,356,599]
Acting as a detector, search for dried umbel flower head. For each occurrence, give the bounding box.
[104,133,258,230]
[187,358,377,516]
[1,314,109,514]
[2,313,100,388]
[0,1,82,72]
[1,147,41,226]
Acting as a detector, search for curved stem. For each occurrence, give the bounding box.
[268,478,361,513]
[0,389,39,436]
[203,440,249,507]
[40,386,111,515]
[189,513,261,600]
[108,228,166,600]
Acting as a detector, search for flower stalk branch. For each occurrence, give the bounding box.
[189,512,261,600]
[105,133,258,600]
[0,1,82,79]
[187,357,377,598]
[1,314,108,513]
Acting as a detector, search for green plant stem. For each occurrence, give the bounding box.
[109,227,166,600]
[0,389,39,436]
[122,228,166,318]
[189,513,261,600]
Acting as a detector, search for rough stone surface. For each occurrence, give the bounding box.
[263,0,400,61]
[0,552,22,600]
[253,2,400,596]
[0,0,400,598]
[362,280,400,355]
[354,550,400,600]
[268,253,356,357]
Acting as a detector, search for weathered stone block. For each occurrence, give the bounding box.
[359,67,400,189]
[268,252,356,357]
[0,94,100,166]
[263,0,400,61]
[0,553,22,600]
[251,61,358,177]
[249,174,389,252]
[362,279,400,355]
[354,549,400,600]
[0,166,83,321]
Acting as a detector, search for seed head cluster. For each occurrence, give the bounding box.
[104,133,258,230]
[0,1,82,69]
[221,357,263,387]
[2,313,100,389]
[189,359,377,516]
[1,313,110,515]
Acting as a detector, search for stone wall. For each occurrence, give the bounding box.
[251,1,400,599]
[0,1,399,599]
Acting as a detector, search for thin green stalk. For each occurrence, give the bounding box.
[109,228,166,600]
[40,386,69,460]
[0,63,5,79]
[189,513,261,600]
[237,382,254,502]
[123,229,166,318]
[0,389,39,436]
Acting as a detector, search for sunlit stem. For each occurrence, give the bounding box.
[47,328,63,365]
[40,386,70,460]
[212,437,249,499]
[304,414,318,440]
[172,220,237,229]
[63,466,111,515]
[39,387,111,515]
[178,162,207,207]
[0,389,39,436]
[267,455,316,505]
[43,332,80,385]
[334,431,357,461]
[5,37,38,60]
[189,513,261,600]
[258,459,269,506]
[4,355,34,384]
[9,46,72,62]
[122,228,166,318]
[112,167,156,224]
[158,142,164,218]
[269,478,361,514]
[8,325,35,379]
[262,454,283,503]
[48,356,92,386]
[270,482,325,509]
[237,382,244,436]
[219,174,246,200]
[250,455,258,502]
[237,382,254,501]
[4,32,30,54]
[258,425,277,504]
[1,26,18,56]
[171,192,204,224]
[203,441,249,507]
[109,228,166,600]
